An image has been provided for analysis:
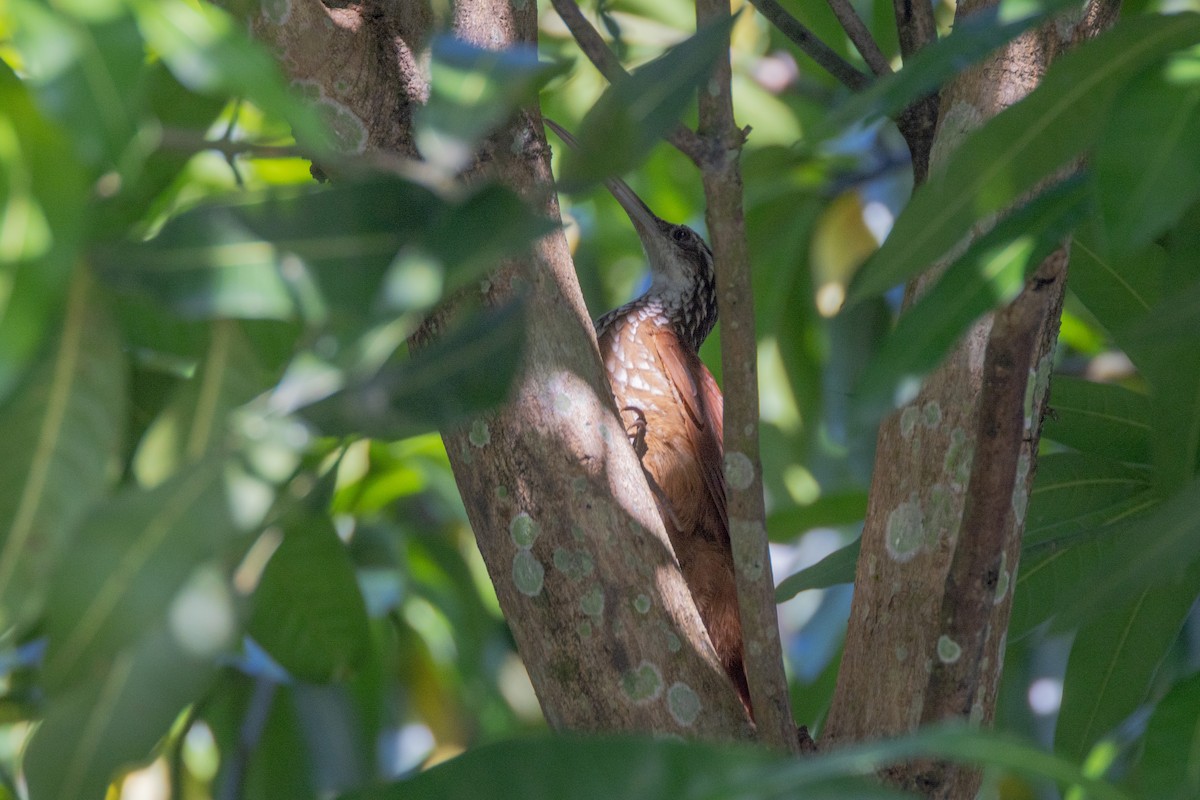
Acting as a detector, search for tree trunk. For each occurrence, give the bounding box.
[248,0,752,740]
[823,0,1120,795]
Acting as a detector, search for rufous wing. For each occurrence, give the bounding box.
[651,327,728,535]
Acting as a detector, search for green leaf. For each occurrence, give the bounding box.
[95,178,554,326]
[9,2,148,170]
[340,725,1129,800]
[0,269,126,634]
[558,15,737,190]
[0,62,89,401]
[1054,478,1200,628]
[42,458,235,689]
[766,491,868,541]
[1123,281,1200,491]
[1055,560,1200,762]
[775,539,860,602]
[416,38,566,172]
[854,178,1088,411]
[133,321,269,487]
[1067,228,1163,355]
[1024,454,1153,546]
[305,300,527,439]
[846,13,1200,304]
[1134,670,1200,800]
[818,9,1061,138]
[131,0,331,153]
[24,627,218,800]
[1095,52,1200,255]
[248,511,371,683]
[1043,377,1152,465]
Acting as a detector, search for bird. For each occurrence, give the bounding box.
[545,119,750,716]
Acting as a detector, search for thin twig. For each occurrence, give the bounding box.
[218,675,278,800]
[549,0,707,165]
[695,0,798,754]
[825,0,893,76]
[746,0,871,90]
[157,128,306,161]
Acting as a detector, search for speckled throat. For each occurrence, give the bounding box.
[595,241,718,354]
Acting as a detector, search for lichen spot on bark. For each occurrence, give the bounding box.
[668,682,701,726]
[553,547,595,580]
[621,662,664,704]
[512,550,545,597]
[994,551,1011,604]
[1012,452,1032,518]
[885,494,925,562]
[577,620,593,638]
[580,585,605,617]
[900,405,921,439]
[633,594,651,614]
[944,427,974,488]
[262,0,290,25]
[922,401,942,428]
[926,483,957,547]
[510,512,540,549]
[723,451,755,491]
[316,97,367,153]
[731,520,766,579]
[469,419,490,448]
[937,634,962,664]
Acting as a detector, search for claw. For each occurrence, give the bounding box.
[621,405,648,459]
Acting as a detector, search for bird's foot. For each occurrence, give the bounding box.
[621,405,649,460]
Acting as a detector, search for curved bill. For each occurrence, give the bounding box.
[544,118,662,236]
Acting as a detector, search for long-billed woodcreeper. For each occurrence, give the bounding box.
[546,121,750,713]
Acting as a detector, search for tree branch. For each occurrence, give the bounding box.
[695,0,797,754]
[892,0,938,61]
[746,0,871,90]
[253,0,755,741]
[825,0,893,77]
[548,0,707,165]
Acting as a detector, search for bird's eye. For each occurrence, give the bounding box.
[671,227,689,243]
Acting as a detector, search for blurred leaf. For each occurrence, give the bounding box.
[775,539,860,601]
[95,178,553,325]
[847,13,1200,304]
[133,321,269,486]
[854,178,1088,412]
[0,62,89,401]
[205,674,318,800]
[305,300,527,439]
[0,268,126,633]
[24,627,217,800]
[9,2,148,170]
[1024,454,1153,546]
[1043,377,1152,465]
[818,9,1062,138]
[43,458,235,689]
[342,725,1129,800]
[132,0,331,152]
[766,491,868,540]
[1134,670,1200,800]
[558,15,736,190]
[1054,478,1200,629]
[1095,52,1200,255]
[1123,281,1200,491]
[249,511,371,683]
[416,38,566,172]
[1067,229,1163,358]
[1055,559,1200,762]
[91,63,228,236]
